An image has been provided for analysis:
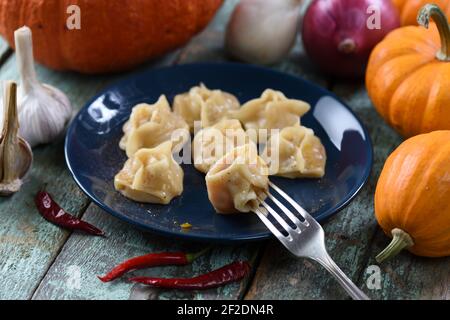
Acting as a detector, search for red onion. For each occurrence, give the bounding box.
[302,0,400,78]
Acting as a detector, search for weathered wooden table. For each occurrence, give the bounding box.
[0,1,448,300]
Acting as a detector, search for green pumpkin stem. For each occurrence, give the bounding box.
[376,228,414,263]
[418,4,450,61]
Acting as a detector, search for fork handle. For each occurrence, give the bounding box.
[315,253,370,300]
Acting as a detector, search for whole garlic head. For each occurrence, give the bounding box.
[18,83,72,147]
[15,26,72,147]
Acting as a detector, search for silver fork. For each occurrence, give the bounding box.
[253,181,370,300]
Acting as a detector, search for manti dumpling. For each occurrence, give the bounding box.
[232,89,310,136]
[261,126,326,179]
[206,144,269,214]
[173,83,240,133]
[114,141,183,204]
[119,95,189,157]
[193,119,254,174]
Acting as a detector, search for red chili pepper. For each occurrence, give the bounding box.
[35,191,104,236]
[98,248,210,283]
[129,261,251,290]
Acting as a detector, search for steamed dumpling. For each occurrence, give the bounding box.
[261,126,326,179]
[114,141,183,204]
[232,89,310,135]
[173,83,240,133]
[193,119,254,174]
[120,95,189,157]
[206,144,269,214]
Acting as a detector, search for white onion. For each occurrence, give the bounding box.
[225,0,304,65]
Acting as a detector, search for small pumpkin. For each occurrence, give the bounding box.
[375,131,450,262]
[392,0,450,26]
[0,0,223,74]
[366,4,450,138]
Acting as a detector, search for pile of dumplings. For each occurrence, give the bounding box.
[114,84,327,214]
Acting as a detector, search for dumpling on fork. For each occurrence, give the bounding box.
[232,89,310,138]
[119,95,190,157]
[173,83,240,133]
[261,126,326,179]
[206,144,269,214]
[192,119,254,174]
[114,141,184,204]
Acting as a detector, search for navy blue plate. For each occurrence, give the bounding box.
[65,63,373,243]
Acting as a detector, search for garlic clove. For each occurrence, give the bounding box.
[14,26,72,148]
[225,0,304,65]
[0,81,33,196]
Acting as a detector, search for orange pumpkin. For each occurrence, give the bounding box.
[375,131,450,262]
[366,4,450,138]
[393,0,450,25]
[0,0,223,74]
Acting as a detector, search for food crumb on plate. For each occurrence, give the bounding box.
[181,222,192,229]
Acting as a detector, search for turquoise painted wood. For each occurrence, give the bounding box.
[32,206,259,300]
[0,0,449,300]
[0,54,92,298]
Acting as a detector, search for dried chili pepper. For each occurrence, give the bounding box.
[35,191,104,236]
[98,248,210,283]
[129,261,251,290]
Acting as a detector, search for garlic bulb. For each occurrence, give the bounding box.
[0,81,33,196]
[225,0,304,65]
[15,26,72,148]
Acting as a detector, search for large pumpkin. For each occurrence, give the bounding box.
[393,0,450,25]
[0,0,223,73]
[375,131,450,262]
[366,4,450,138]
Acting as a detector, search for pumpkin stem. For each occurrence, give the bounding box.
[376,228,414,263]
[14,26,39,95]
[417,4,450,61]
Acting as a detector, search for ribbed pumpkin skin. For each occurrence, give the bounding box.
[393,0,450,26]
[366,24,450,138]
[375,131,450,257]
[0,0,222,74]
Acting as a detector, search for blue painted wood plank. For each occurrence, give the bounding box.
[32,205,259,300]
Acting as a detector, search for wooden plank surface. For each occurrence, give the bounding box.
[0,0,449,300]
[32,206,259,300]
[0,57,94,299]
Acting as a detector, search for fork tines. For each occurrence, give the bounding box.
[254,182,311,239]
